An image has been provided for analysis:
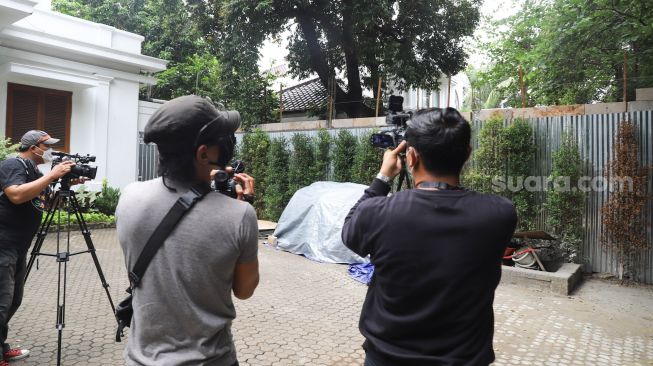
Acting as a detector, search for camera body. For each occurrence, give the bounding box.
[213,160,245,199]
[371,95,412,149]
[51,152,98,181]
[371,112,412,149]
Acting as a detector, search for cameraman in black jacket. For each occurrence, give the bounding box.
[342,108,517,366]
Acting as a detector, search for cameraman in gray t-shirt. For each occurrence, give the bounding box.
[116,95,259,366]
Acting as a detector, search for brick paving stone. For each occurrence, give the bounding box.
[4,228,653,365]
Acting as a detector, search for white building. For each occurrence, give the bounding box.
[0,0,167,189]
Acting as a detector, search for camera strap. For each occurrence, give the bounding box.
[127,182,212,289]
[417,181,464,191]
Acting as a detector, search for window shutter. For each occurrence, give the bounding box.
[43,93,70,151]
[6,83,72,152]
[10,88,40,144]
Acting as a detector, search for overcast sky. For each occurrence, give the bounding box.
[258,0,521,72]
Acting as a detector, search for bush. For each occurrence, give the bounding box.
[74,185,100,212]
[314,129,331,181]
[239,129,271,217]
[42,210,115,225]
[464,117,536,230]
[263,137,290,221]
[94,179,120,215]
[332,130,357,182]
[288,133,316,196]
[352,131,383,184]
[501,118,536,230]
[0,137,19,161]
[546,133,584,262]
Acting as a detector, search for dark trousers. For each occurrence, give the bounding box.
[0,246,27,359]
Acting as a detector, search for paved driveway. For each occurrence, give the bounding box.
[6,229,653,365]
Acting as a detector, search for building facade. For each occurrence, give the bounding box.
[0,0,167,189]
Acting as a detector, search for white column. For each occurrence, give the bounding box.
[92,75,113,184]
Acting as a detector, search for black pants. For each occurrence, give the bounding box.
[0,245,27,359]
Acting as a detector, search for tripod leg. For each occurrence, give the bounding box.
[25,191,62,282]
[69,193,116,315]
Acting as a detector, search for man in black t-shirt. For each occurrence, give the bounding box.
[342,108,517,366]
[0,130,73,365]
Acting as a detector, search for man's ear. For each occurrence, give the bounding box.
[195,144,208,162]
[408,146,419,168]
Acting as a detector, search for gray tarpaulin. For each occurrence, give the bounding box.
[273,181,370,264]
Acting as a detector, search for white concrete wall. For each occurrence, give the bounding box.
[13,9,143,54]
[137,100,163,132]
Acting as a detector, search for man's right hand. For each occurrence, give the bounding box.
[49,161,75,181]
[379,141,407,179]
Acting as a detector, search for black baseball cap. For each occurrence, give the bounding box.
[144,95,240,153]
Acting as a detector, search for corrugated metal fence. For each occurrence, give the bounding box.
[469,111,653,283]
[138,112,653,282]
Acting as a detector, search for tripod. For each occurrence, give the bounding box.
[24,180,116,366]
[394,154,413,192]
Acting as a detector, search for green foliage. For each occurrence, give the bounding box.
[73,185,100,212]
[0,137,19,161]
[502,119,536,230]
[53,0,277,127]
[352,131,383,184]
[94,179,121,216]
[288,134,317,197]
[42,210,115,225]
[464,116,504,193]
[332,130,357,182]
[314,129,332,181]
[218,0,480,117]
[239,129,271,217]
[546,133,584,262]
[480,0,653,107]
[463,117,536,231]
[263,138,290,221]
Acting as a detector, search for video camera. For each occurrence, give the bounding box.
[51,152,98,181]
[213,160,245,199]
[370,95,412,149]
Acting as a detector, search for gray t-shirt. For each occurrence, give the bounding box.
[116,178,258,366]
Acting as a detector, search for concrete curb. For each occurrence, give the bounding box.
[500,263,583,295]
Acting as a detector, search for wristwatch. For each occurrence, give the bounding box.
[375,173,393,186]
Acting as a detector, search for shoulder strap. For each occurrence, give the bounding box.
[128,182,212,288]
[14,157,30,175]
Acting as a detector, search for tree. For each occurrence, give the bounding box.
[481,0,653,107]
[214,0,480,117]
[288,133,317,196]
[601,122,650,281]
[263,137,291,221]
[352,131,383,184]
[54,0,278,127]
[239,128,271,217]
[546,133,584,263]
[332,130,357,182]
[314,129,332,181]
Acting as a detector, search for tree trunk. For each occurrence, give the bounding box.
[296,13,373,118]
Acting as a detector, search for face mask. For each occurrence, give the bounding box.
[35,146,53,163]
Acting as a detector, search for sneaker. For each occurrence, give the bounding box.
[3,348,30,361]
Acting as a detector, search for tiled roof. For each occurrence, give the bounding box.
[281,78,328,112]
